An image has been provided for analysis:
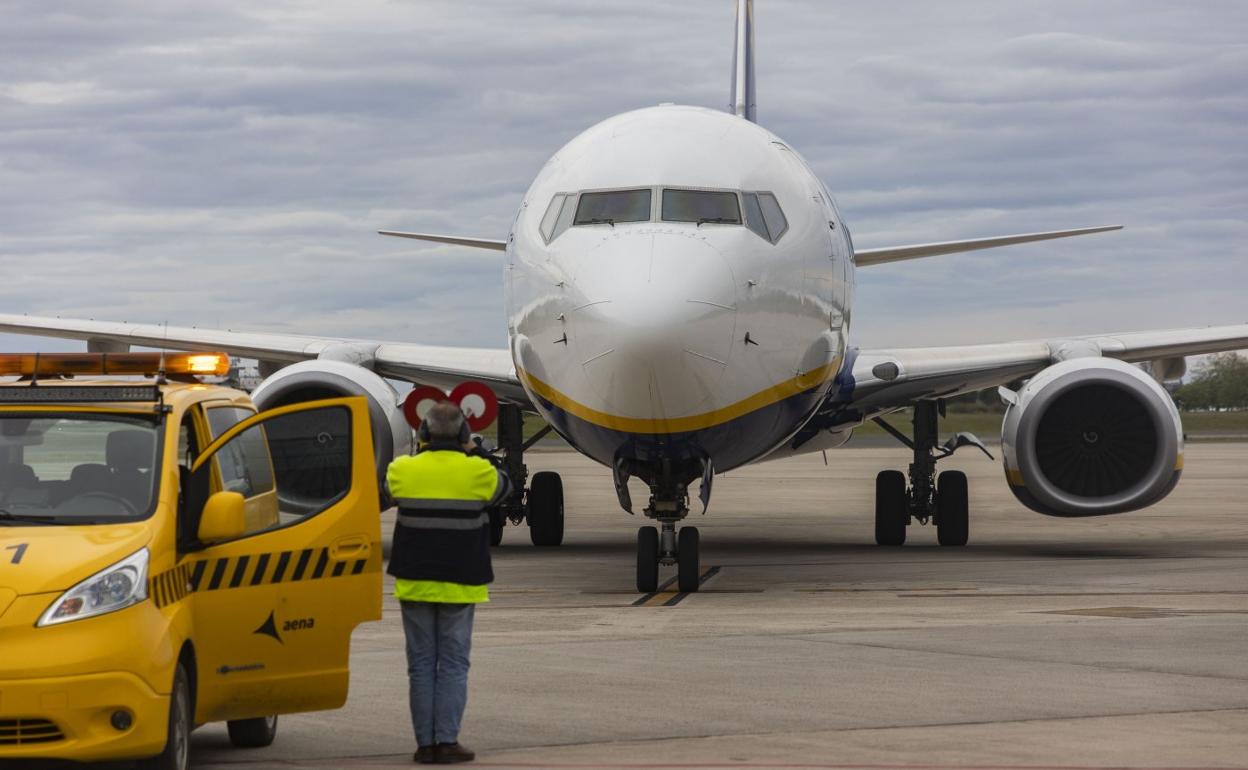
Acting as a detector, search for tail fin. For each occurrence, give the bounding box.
[729,0,756,122]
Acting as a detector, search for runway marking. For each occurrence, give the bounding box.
[630,574,678,605]
[199,755,1248,769]
[1038,606,1248,619]
[632,566,720,607]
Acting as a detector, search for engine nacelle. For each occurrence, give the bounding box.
[1001,357,1183,517]
[251,360,413,493]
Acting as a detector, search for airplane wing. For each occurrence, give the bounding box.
[0,313,529,404]
[854,225,1121,267]
[373,225,1126,262]
[843,323,1248,415]
[3,313,1244,423]
[378,230,507,251]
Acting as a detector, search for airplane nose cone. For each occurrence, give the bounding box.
[570,231,737,423]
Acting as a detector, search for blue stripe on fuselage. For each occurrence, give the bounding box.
[531,379,836,473]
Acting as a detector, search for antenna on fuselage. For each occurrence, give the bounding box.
[729,0,757,123]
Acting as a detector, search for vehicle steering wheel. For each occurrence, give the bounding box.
[62,491,139,516]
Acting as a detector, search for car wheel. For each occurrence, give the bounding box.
[139,663,191,770]
[227,714,279,748]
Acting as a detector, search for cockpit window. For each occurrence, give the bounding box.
[742,191,788,243]
[742,193,769,240]
[539,194,567,242]
[553,187,780,238]
[574,189,651,226]
[757,192,788,242]
[539,193,578,242]
[661,189,741,225]
[553,194,577,238]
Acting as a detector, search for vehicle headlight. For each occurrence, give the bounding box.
[37,548,149,627]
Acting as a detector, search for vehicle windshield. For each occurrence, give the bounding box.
[0,413,161,524]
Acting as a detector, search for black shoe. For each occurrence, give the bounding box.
[434,742,475,763]
[414,745,436,764]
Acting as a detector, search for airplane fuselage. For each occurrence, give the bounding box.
[505,105,854,479]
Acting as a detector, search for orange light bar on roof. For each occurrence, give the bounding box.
[0,352,231,378]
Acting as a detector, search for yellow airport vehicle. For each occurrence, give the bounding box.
[0,352,382,769]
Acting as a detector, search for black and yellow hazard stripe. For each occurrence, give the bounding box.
[151,548,376,609]
[149,562,194,609]
[632,566,721,607]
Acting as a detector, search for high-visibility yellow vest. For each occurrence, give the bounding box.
[385,446,509,603]
[394,579,489,604]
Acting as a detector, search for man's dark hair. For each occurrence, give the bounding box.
[424,401,467,441]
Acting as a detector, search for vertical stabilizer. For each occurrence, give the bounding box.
[729,0,756,122]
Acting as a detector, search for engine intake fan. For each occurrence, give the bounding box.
[1001,357,1183,517]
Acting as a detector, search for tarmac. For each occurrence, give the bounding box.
[188,442,1248,769]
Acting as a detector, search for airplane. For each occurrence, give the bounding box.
[2,0,1245,594]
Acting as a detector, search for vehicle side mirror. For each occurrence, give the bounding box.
[198,491,246,543]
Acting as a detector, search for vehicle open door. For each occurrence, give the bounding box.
[183,396,382,723]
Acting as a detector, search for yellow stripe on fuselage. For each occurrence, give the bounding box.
[516,357,841,435]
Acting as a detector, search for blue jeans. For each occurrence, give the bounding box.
[400,601,475,746]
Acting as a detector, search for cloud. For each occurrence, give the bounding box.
[0,0,1243,363]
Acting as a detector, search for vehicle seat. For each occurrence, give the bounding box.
[107,430,155,510]
[0,463,38,503]
[70,463,115,496]
[0,462,37,487]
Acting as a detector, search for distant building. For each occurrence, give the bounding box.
[222,358,262,392]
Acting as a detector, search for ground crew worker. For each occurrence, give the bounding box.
[387,401,512,765]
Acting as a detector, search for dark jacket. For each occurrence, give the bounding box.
[385,442,510,585]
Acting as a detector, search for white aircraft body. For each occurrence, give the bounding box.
[3,1,1246,593]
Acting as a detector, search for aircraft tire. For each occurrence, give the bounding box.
[677,527,700,592]
[936,470,969,546]
[637,526,659,593]
[488,509,505,547]
[874,470,907,546]
[528,471,564,546]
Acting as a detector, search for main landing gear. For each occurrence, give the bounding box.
[634,471,702,594]
[491,404,564,547]
[872,400,991,547]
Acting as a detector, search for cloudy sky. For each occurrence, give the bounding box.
[1,0,1244,358]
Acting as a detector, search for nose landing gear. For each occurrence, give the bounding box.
[636,521,701,593]
[635,485,701,593]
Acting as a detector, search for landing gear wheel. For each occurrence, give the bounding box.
[936,470,969,547]
[527,471,564,546]
[488,509,505,547]
[637,526,659,593]
[875,470,908,546]
[677,527,701,593]
[140,663,190,770]
[227,715,278,748]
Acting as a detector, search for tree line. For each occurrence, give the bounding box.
[1174,352,1248,411]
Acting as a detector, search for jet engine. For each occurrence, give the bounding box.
[251,360,413,498]
[1000,357,1183,517]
